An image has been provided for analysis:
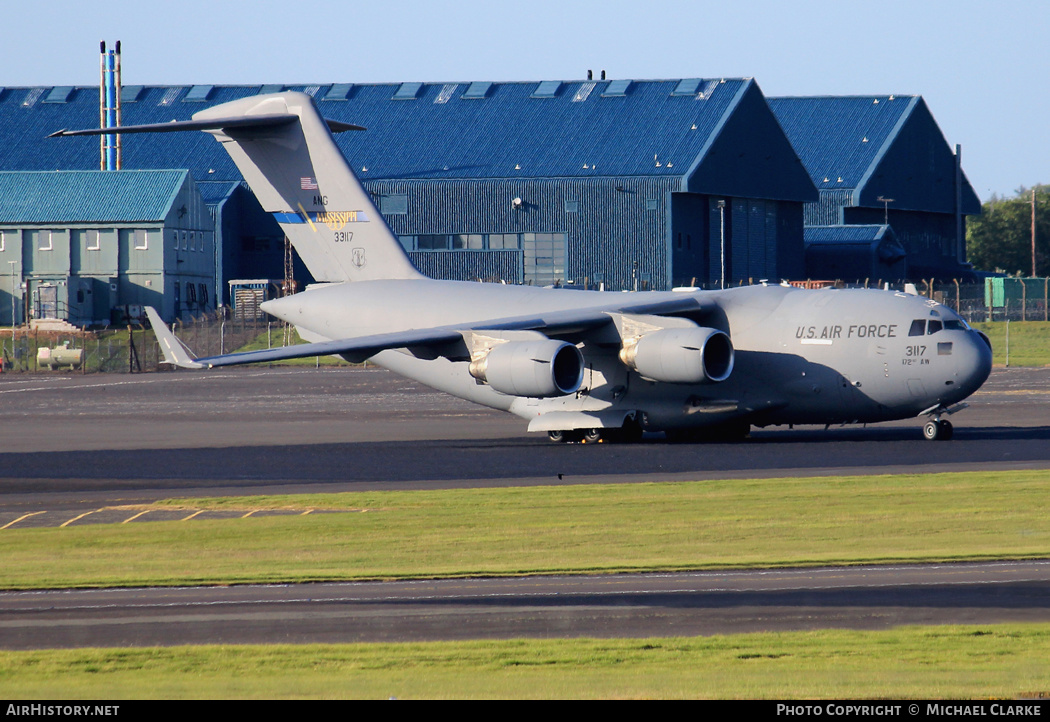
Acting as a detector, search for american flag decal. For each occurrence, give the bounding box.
[300,177,318,190]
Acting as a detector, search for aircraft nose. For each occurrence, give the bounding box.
[956,330,993,396]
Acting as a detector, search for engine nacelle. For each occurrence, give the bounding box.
[619,327,733,384]
[469,340,584,397]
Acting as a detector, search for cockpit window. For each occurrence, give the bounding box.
[927,320,943,335]
[909,320,926,337]
[944,320,967,331]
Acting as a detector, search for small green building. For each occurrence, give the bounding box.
[0,170,215,325]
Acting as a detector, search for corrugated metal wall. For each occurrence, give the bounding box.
[366,176,679,290]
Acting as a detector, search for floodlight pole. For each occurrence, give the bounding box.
[877,196,894,226]
[8,261,16,331]
[717,200,726,289]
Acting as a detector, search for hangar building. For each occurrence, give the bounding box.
[2,78,817,301]
[0,80,981,325]
[0,170,214,325]
[768,95,982,280]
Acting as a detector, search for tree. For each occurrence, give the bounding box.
[967,185,1050,276]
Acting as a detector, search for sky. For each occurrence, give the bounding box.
[5,0,1048,201]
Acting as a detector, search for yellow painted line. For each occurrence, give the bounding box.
[297,202,318,232]
[2,511,45,529]
[181,510,204,521]
[122,510,152,524]
[300,509,314,516]
[241,510,257,519]
[60,510,100,528]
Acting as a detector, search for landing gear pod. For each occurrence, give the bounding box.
[620,327,734,384]
[469,340,584,397]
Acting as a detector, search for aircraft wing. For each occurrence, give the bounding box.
[146,294,714,369]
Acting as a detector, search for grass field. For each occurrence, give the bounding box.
[972,321,1050,366]
[3,470,1048,589]
[3,471,1048,698]
[2,626,1048,699]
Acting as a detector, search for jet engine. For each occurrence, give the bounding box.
[469,340,584,397]
[619,327,733,384]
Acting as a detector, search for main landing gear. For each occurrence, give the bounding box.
[548,418,644,444]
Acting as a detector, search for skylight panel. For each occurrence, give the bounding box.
[326,83,353,101]
[572,82,596,102]
[120,85,144,102]
[393,82,423,100]
[43,86,74,103]
[22,88,45,107]
[158,87,181,106]
[532,80,561,98]
[462,81,492,99]
[435,84,458,104]
[671,79,702,97]
[259,84,284,95]
[184,85,213,102]
[697,79,719,99]
[602,79,631,97]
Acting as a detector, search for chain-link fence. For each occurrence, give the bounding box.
[3,279,1047,375]
[0,309,275,375]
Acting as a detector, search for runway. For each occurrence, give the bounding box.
[1,366,1048,648]
[1,561,1048,650]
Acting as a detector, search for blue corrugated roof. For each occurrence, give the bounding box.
[196,179,243,205]
[0,169,187,223]
[2,79,754,183]
[769,96,914,190]
[770,95,981,214]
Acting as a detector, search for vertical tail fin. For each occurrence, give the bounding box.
[51,92,423,284]
[195,92,422,283]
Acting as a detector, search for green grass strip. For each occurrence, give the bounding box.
[2,470,1048,590]
[973,321,1050,366]
[1,625,1049,699]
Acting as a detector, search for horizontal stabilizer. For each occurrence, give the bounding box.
[47,114,364,138]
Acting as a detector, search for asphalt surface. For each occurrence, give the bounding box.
[1,365,1048,647]
[1,366,1049,511]
[2,561,1048,650]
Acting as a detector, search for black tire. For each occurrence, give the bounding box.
[923,420,940,440]
[581,428,602,444]
[938,420,954,441]
[548,430,567,443]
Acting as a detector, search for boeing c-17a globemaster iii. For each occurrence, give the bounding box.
[52,92,992,442]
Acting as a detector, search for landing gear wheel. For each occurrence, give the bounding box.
[548,430,568,443]
[922,419,953,441]
[581,428,602,444]
[938,420,954,440]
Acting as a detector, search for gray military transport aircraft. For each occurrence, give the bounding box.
[53,92,993,442]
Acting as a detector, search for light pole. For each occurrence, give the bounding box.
[717,200,726,289]
[876,196,894,226]
[7,261,16,331]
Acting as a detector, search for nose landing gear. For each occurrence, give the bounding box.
[922,418,953,441]
[920,402,967,441]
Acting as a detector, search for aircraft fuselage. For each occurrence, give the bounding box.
[262,280,992,435]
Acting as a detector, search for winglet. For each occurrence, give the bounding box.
[144,307,205,369]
